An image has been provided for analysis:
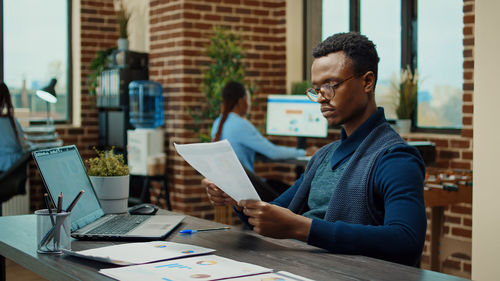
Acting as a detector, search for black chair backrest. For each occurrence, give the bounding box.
[0,151,31,204]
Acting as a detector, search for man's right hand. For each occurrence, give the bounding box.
[202,178,241,210]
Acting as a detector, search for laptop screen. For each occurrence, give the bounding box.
[33,145,104,231]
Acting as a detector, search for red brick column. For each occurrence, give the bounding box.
[149,0,287,220]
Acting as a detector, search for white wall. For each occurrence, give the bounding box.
[472,1,500,279]
[286,0,303,94]
[124,0,149,53]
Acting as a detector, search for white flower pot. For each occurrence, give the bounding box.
[396,119,412,134]
[90,175,129,214]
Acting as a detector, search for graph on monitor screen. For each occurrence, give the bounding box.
[266,95,328,138]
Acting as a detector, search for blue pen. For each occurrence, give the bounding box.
[180,227,230,234]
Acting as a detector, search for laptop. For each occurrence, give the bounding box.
[32,145,184,241]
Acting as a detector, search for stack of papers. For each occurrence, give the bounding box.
[68,238,313,280]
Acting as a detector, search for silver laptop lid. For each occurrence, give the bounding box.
[32,145,105,231]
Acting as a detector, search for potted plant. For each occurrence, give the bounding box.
[86,147,130,214]
[392,65,419,133]
[115,0,131,51]
[88,47,116,96]
[189,26,248,142]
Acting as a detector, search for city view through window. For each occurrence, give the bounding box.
[3,0,69,122]
[322,0,463,129]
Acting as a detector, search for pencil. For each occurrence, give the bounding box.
[66,190,84,212]
[43,193,55,226]
[56,192,63,213]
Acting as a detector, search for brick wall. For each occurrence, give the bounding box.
[28,0,118,211]
[148,0,287,220]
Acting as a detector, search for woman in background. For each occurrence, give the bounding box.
[211,81,316,200]
[0,82,26,172]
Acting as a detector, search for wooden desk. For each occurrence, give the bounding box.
[424,185,473,272]
[0,211,467,281]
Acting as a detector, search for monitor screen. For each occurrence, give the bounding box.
[266,95,328,138]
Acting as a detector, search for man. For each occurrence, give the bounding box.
[203,32,426,266]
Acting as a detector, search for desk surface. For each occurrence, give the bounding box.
[0,211,466,281]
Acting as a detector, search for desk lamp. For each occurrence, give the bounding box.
[35,78,58,125]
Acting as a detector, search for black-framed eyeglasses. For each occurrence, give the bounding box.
[305,75,355,102]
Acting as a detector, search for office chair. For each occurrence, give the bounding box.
[0,151,31,281]
[242,165,284,202]
[0,151,31,216]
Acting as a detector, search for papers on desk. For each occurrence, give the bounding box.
[67,240,313,280]
[174,140,261,202]
[64,241,215,265]
[99,254,273,281]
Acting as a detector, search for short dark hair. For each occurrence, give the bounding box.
[313,32,380,83]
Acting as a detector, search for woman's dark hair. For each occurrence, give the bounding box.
[0,82,21,145]
[212,81,246,142]
[313,32,380,84]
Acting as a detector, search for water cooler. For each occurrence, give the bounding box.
[127,80,165,176]
[127,81,170,208]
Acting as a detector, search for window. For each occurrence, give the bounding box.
[320,0,464,131]
[360,0,401,120]
[2,0,71,123]
[417,0,463,128]
[322,0,349,39]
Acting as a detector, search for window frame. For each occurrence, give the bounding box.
[316,0,462,134]
[0,0,73,125]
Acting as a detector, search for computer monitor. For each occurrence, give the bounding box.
[266,95,328,138]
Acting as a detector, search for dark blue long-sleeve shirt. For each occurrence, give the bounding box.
[239,108,427,266]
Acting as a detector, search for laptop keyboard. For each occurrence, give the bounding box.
[87,215,150,235]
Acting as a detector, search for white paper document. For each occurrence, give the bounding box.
[64,241,215,265]
[99,254,273,281]
[174,140,260,202]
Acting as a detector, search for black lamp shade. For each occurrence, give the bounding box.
[36,78,58,103]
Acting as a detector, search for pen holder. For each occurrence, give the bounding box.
[35,209,71,254]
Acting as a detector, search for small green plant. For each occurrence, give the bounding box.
[86,147,129,176]
[88,47,116,95]
[116,1,130,39]
[392,65,419,119]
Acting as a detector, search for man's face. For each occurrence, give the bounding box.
[311,51,371,130]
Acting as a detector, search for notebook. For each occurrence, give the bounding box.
[32,145,184,241]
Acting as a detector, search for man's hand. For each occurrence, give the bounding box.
[202,178,241,210]
[239,200,312,241]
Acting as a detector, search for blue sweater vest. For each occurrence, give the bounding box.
[288,122,405,225]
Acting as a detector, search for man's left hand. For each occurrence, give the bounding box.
[239,200,312,241]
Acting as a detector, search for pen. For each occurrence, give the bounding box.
[66,190,84,212]
[56,192,63,213]
[180,227,230,234]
